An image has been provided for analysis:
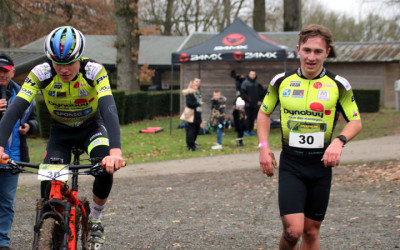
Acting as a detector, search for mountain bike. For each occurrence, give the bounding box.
[0,147,124,250]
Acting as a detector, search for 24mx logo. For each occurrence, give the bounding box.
[222,33,246,46]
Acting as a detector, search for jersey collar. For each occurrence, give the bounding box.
[296,67,327,80]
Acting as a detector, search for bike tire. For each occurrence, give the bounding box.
[76,198,91,249]
[36,217,64,250]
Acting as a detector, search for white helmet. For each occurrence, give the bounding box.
[44,26,85,64]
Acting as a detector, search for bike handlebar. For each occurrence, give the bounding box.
[1,158,125,167]
[0,158,126,176]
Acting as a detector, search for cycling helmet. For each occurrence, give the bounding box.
[44,26,85,64]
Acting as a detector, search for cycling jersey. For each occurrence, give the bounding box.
[19,58,112,127]
[261,67,360,154]
[0,58,120,150]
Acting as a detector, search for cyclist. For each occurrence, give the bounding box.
[257,24,362,249]
[0,26,124,249]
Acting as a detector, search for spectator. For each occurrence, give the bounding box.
[240,70,264,136]
[230,70,245,96]
[182,78,203,151]
[232,96,246,146]
[209,90,226,150]
[0,53,38,249]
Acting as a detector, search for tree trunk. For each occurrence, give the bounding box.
[0,0,13,48]
[163,0,174,35]
[284,0,301,31]
[253,0,265,31]
[115,0,140,92]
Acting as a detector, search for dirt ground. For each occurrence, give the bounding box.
[9,156,400,249]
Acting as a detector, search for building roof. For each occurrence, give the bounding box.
[327,41,400,62]
[140,36,187,65]
[0,48,46,73]
[19,35,186,66]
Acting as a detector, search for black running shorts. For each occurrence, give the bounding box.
[278,150,332,221]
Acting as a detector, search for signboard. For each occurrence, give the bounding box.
[395,80,400,91]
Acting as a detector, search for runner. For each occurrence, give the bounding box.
[257,24,362,249]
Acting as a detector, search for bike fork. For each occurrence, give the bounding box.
[32,199,43,248]
[32,199,71,250]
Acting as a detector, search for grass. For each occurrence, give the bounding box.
[27,108,400,164]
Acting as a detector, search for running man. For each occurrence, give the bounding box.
[257,24,362,249]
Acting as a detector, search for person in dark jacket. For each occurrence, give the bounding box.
[230,70,245,96]
[0,53,38,249]
[240,70,265,136]
[182,78,203,151]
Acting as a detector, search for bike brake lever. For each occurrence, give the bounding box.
[4,160,24,175]
[89,163,106,176]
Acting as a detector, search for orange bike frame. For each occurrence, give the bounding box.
[48,180,88,250]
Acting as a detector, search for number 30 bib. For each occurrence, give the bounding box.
[288,122,326,149]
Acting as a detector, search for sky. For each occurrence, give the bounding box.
[316,0,399,22]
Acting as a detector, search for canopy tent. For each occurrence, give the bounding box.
[169,18,293,133]
[171,18,289,63]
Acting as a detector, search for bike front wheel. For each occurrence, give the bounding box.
[36,217,64,250]
[76,198,91,249]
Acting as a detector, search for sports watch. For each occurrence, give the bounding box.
[336,135,347,145]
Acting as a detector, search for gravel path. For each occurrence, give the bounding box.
[9,135,400,249]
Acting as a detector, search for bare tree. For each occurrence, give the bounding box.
[283,0,301,31]
[0,0,115,48]
[0,0,13,47]
[302,0,400,42]
[139,0,253,35]
[163,0,174,35]
[253,0,266,31]
[115,0,140,92]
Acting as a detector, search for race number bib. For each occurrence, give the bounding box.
[288,122,326,149]
[38,164,69,181]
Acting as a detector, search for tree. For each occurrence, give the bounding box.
[163,0,175,35]
[284,0,301,31]
[115,0,140,92]
[138,0,252,35]
[0,0,13,47]
[302,0,400,42]
[253,0,266,31]
[0,0,114,48]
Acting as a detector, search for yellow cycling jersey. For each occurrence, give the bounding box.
[18,58,112,127]
[261,68,360,151]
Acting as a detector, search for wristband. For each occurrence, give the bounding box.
[258,142,269,148]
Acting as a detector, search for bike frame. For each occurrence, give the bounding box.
[32,148,89,250]
[1,148,125,250]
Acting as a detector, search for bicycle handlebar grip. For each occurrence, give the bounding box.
[101,161,126,169]
[0,158,9,165]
